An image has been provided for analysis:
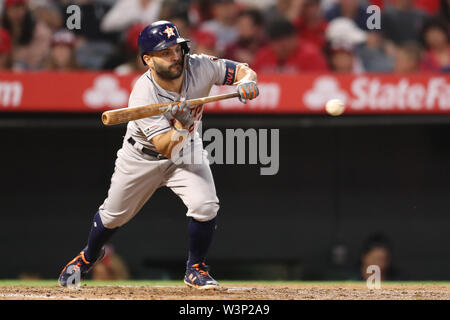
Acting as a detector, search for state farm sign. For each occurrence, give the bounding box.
[303,75,450,113]
[0,81,22,107]
[351,77,450,111]
[0,72,449,114]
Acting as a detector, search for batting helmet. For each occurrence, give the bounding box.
[138,20,190,65]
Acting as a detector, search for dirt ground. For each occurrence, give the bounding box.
[0,283,449,300]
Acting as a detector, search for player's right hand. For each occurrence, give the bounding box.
[170,101,193,127]
[236,80,259,104]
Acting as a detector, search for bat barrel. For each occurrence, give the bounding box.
[102,109,135,126]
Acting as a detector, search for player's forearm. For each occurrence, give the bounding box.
[151,120,188,158]
[234,64,257,84]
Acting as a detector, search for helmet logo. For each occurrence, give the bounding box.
[163,26,176,39]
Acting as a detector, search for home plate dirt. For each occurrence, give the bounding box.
[0,283,449,300]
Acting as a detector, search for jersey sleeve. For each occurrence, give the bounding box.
[128,76,172,140]
[197,54,242,86]
[135,115,172,140]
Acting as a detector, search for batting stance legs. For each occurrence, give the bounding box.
[58,140,220,288]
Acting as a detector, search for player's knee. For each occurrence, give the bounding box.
[188,200,219,222]
[98,209,129,228]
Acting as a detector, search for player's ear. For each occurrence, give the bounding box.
[143,55,153,68]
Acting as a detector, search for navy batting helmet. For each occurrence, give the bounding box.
[138,20,190,65]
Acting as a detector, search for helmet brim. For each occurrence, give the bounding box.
[152,37,190,52]
[140,38,190,66]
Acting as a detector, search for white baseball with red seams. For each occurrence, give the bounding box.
[325,99,346,116]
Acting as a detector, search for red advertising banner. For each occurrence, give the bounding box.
[0,72,449,114]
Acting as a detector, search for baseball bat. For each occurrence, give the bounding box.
[101,92,240,126]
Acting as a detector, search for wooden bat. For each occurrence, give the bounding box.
[102,92,240,126]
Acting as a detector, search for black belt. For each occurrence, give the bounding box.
[127,137,168,160]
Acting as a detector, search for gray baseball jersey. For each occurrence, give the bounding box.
[127,54,236,151]
[98,54,240,228]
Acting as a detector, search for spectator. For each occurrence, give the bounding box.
[199,0,239,56]
[369,0,386,9]
[371,0,441,13]
[440,0,450,25]
[420,18,450,72]
[32,2,63,32]
[59,0,116,70]
[381,0,428,45]
[356,31,394,72]
[265,0,305,22]
[358,233,406,281]
[1,0,52,70]
[114,23,148,74]
[413,0,441,15]
[293,0,328,50]
[321,0,338,11]
[159,0,190,24]
[92,244,130,281]
[325,17,367,48]
[252,16,328,73]
[234,0,276,10]
[393,41,422,73]
[100,0,163,33]
[0,28,12,70]
[61,0,113,41]
[326,41,365,73]
[192,29,219,56]
[325,17,367,73]
[324,0,371,31]
[224,9,266,65]
[45,29,77,70]
[1,0,35,46]
[188,0,215,26]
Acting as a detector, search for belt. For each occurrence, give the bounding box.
[127,137,168,160]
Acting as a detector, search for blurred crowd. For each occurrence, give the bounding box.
[0,0,449,74]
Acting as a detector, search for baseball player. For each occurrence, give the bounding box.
[58,20,259,289]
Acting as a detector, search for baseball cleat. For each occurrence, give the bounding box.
[184,262,219,289]
[58,247,105,287]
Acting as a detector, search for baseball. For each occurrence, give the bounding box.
[325,99,345,116]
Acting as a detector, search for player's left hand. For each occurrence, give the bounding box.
[236,81,259,104]
[170,100,193,127]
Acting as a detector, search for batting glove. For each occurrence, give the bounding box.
[170,100,193,127]
[236,81,259,104]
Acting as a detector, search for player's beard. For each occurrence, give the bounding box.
[153,58,184,80]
